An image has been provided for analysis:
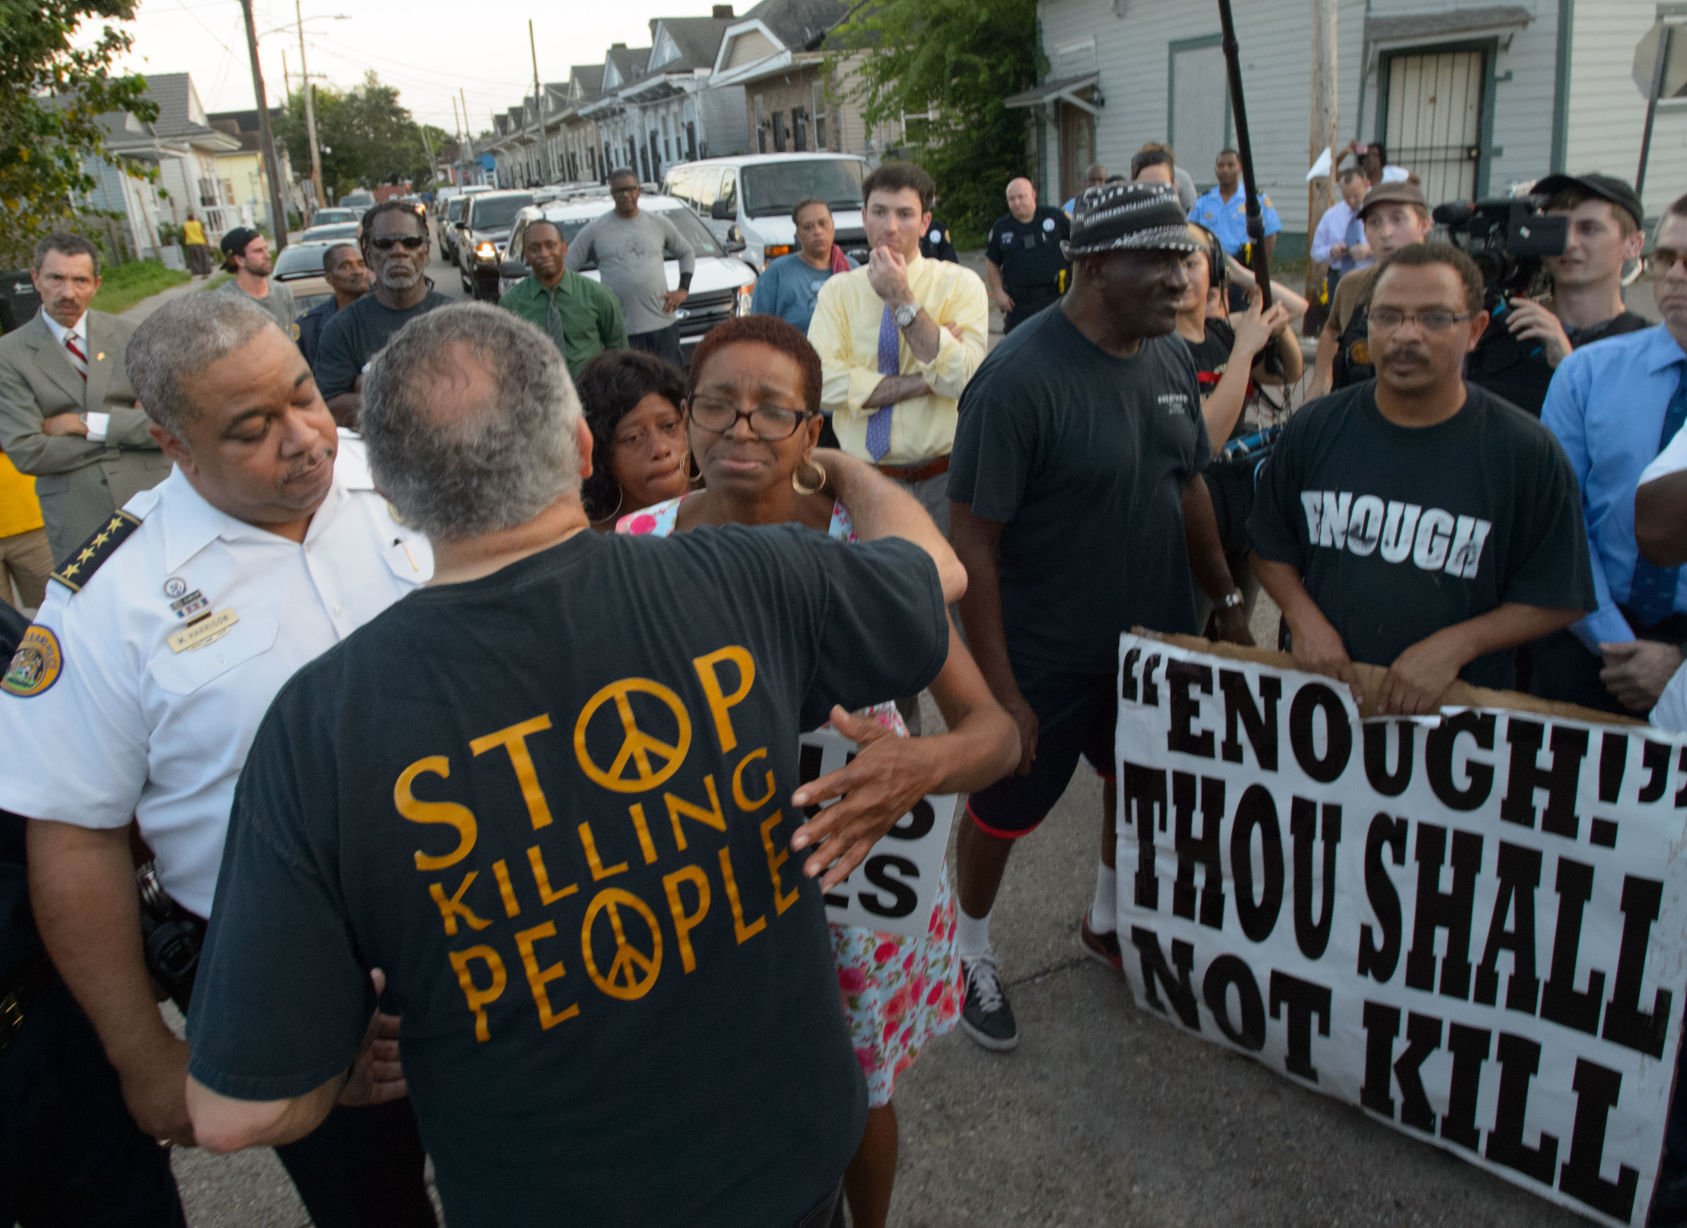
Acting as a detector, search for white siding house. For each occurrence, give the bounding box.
[1022,0,1686,252]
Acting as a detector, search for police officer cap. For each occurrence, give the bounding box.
[1064,182,1201,259]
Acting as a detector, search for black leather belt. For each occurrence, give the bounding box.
[0,960,52,1052]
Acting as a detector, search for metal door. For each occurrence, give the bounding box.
[1383,48,1484,205]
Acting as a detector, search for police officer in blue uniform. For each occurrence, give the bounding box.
[1188,148,1282,262]
[984,177,1071,332]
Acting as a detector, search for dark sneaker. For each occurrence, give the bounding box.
[1080,915,1123,972]
[960,951,1018,1052]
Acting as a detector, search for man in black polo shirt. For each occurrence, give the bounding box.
[985,178,1071,333]
[1466,172,1650,416]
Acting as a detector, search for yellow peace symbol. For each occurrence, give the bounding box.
[581,888,664,1001]
[573,676,692,794]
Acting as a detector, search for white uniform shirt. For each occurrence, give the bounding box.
[0,434,432,915]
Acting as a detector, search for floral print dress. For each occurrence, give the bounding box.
[620,495,962,1105]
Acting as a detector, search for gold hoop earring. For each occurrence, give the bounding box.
[590,486,625,526]
[682,450,701,485]
[792,456,827,496]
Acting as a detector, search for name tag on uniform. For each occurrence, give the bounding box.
[168,609,239,654]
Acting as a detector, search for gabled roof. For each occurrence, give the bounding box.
[744,0,849,52]
[571,64,605,98]
[649,15,732,72]
[604,44,650,89]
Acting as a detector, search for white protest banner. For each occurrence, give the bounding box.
[1113,633,1687,1226]
[796,726,959,938]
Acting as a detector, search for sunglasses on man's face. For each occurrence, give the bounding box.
[370,234,427,252]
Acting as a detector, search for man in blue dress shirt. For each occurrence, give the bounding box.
[1537,192,1687,713]
[1188,148,1282,261]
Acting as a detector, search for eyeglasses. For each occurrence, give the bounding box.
[687,395,815,440]
[369,235,427,252]
[1652,248,1687,274]
[1367,308,1473,333]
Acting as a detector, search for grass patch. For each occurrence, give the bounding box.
[90,260,192,314]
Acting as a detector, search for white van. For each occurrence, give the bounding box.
[662,154,868,273]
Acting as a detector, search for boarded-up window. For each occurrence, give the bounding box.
[1169,39,1231,188]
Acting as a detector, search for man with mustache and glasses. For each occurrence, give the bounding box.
[315,201,451,427]
[0,293,437,1225]
[1249,243,1594,715]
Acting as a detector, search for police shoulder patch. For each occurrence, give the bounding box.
[2,625,63,698]
[52,510,142,594]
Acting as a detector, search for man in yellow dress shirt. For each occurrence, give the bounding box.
[808,162,988,535]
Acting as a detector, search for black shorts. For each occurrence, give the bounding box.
[967,670,1116,838]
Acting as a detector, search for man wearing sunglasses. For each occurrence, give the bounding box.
[315,201,451,427]
[1250,243,1594,715]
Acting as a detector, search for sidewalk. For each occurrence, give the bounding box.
[119,275,219,323]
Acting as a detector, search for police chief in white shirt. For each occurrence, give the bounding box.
[0,294,438,1226]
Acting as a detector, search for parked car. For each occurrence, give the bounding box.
[456,190,535,296]
[272,241,339,283]
[499,192,755,364]
[298,222,361,244]
[662,153,868,272]
[339,189,375,209]
[311,207,359,227]
[440,195,471,262]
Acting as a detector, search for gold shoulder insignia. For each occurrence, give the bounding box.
[51,510,142,593]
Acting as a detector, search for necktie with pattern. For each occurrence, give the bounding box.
[864,304,898,462]
[64,334,88,382]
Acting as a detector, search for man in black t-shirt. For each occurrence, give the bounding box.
[183,304,959,1228]
[315,201,451,427]
[985,178,1071,332]
[1250,244,1595,710]
[1466,173,1650,417]
[948,182,1250,1053]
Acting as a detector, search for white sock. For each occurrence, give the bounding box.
[1089,864,1118,934]
[957,907,993,961]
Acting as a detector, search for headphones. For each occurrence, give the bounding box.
[1188,223,1227,298]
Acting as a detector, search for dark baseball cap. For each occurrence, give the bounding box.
[219,226,262,258]
[1531,172,1644,228]
[1356,180,1426,220]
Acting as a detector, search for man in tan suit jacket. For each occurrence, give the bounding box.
[0,234,171,561]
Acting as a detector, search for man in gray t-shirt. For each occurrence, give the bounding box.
[215,226,296,336]
[564,169,694,366]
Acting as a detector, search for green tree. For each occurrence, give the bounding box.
[0,0,156,266]
[275,72,448,198]
[829,0,1041,241]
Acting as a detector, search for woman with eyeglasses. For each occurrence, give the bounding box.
[575,351,697,528]
[620,315,1017,1228]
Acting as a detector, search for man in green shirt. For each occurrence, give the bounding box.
[500,220,628,377]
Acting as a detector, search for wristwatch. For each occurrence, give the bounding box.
[1217,588,1245,611]
[894,303,920,330]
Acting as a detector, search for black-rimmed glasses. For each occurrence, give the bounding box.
[687,395,816,440]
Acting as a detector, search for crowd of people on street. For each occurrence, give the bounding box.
[1,130,1686,1227]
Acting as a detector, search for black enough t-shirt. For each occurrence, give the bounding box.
[984,206,1071,299]
[948,305,1209,679]
[186,527,947,1227]
[313,290,452,398]
[1247,382,1595,688]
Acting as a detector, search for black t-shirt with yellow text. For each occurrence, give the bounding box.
[187,526,947,1227]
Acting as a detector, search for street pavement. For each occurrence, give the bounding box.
[162,243,1588,1225]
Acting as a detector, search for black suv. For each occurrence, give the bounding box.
[457,190,534,299]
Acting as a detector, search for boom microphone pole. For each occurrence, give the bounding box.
[1216,0,1272,311]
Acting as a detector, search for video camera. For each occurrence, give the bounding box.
[1432,196,1569,306]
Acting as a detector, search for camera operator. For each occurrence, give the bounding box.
[1466,173,1649,417]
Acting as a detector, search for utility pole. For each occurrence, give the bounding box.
[451,95,464,185]
[1307,0,1338,308]
[461,87,474,182]
[296,0,325,210]
[530,19,544,180]
[239,0,291,249]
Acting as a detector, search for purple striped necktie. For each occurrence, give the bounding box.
[865,304,898,461]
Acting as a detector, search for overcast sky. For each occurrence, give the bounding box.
[96,0,739,136]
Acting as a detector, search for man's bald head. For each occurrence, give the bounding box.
[1006,177,1037,222]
